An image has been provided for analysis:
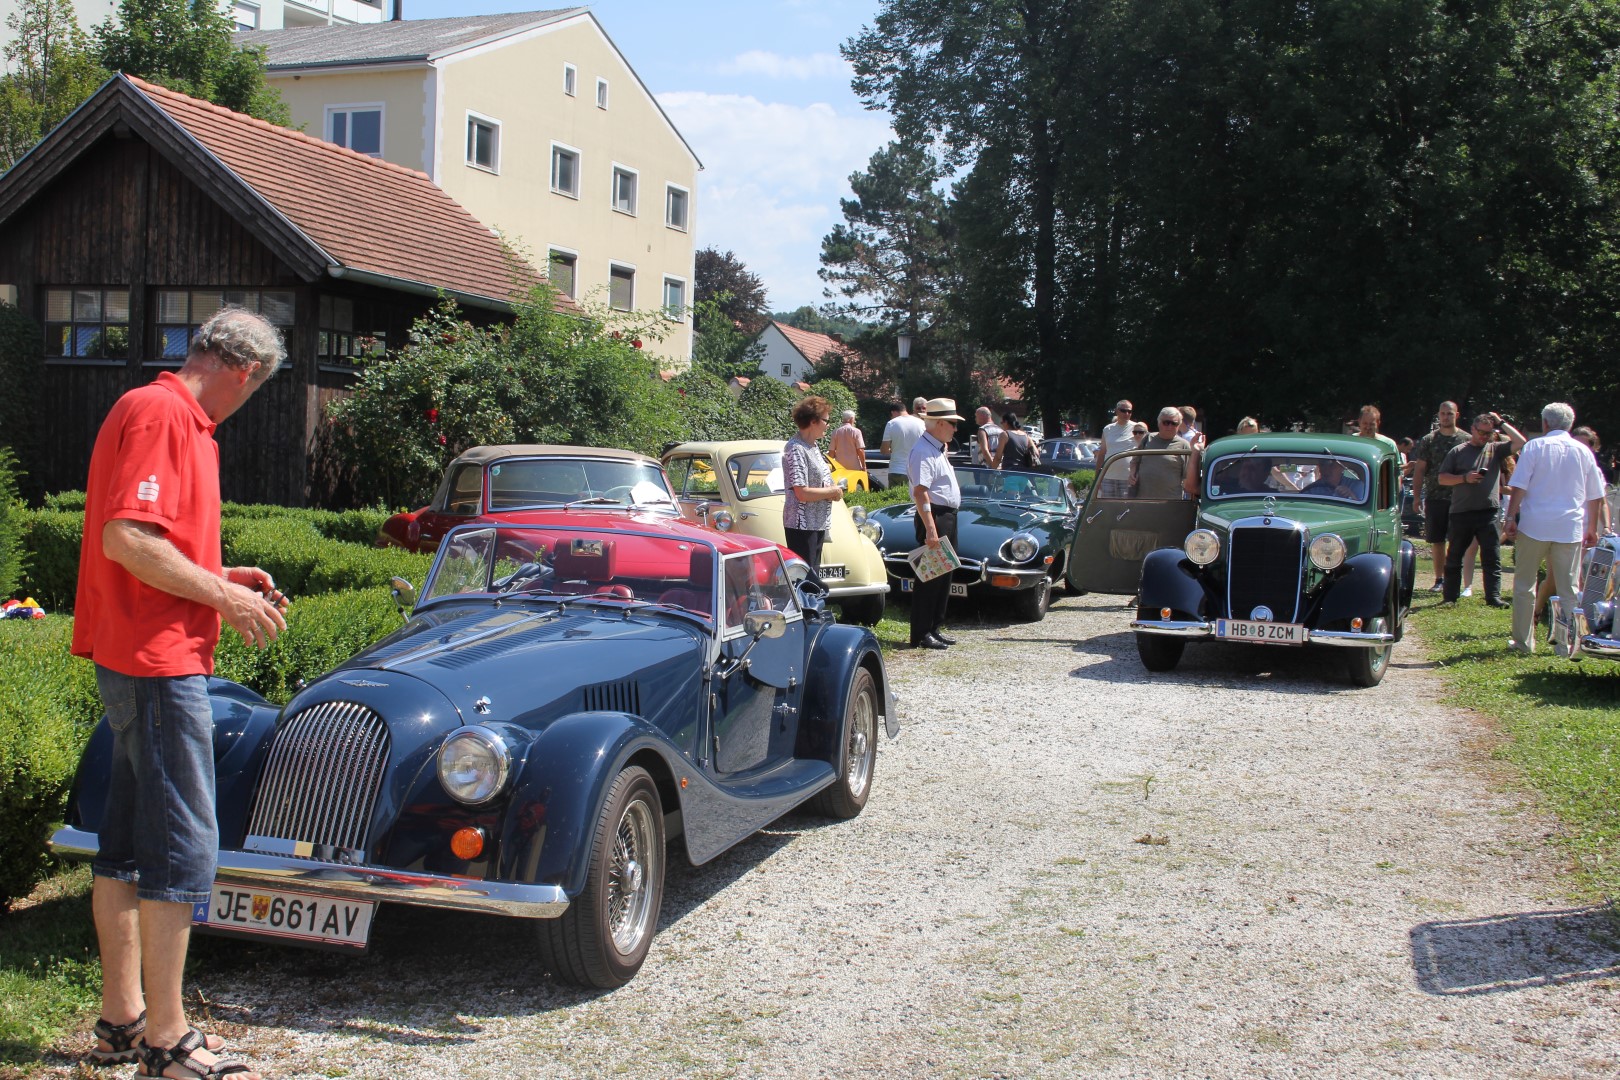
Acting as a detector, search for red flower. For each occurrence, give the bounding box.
[632,339,642,349]
[426,407,439,423]
[438,434,447,445]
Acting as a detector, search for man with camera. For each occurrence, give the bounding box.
[1437,411,1525,606]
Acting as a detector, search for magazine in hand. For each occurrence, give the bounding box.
[907,536,962,583]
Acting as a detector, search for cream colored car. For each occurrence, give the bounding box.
[663,440,889,624]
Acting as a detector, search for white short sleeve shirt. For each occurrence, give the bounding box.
[1508,430,1606,543]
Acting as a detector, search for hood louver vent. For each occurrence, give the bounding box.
[583,680,641,715]
[427,619,574,670]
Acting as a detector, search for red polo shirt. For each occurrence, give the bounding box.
[72,372,224,676]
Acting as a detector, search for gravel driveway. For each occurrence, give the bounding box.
[55,593,1620,1078]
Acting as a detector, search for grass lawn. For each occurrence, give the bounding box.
[1406,553,1620,901]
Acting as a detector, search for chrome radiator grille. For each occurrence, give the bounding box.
[1227,525,1304,623]
[245,701,390,862]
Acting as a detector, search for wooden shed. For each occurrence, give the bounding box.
[0,74,543,505]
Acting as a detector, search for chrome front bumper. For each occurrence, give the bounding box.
[49,827,570,918]
[1131,621,1395,646]
[1579,635,1620,658]
[827,581,890,598]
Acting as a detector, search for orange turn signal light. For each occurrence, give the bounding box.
[1161,608,1172,620]
[991,574,1020,588]
[450,827,485,860]
[1350,617,1363,631]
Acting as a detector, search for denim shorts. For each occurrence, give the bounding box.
[91,666,218,904]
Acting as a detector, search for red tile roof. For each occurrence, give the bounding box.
[129,76,540,306]
[772,321,858,368]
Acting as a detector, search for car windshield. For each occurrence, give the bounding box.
[954,467,1070,507]
[419,525,799,630]
[1206,453,1370,504]
[726,451,788,501]
[485,458,675,511]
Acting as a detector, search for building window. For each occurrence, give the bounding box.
[662,277,685,320]
[780,364,793,377]
[318,295,387,370]
[596,77,609,109]
[563,63,576,96]
[611,165,638,215]
[44,288,130,361]
[609,265,634,312]
[549,249,577,298]
[466,113,500,172]
[153,289,295,361]
[665,184,689,231]
[550,143,580,197]
[327,105,382,157]
[233,1,259,29]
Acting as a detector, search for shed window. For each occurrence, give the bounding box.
[44,287,130,360]
[154,289,295,361]
[319,295,387,370]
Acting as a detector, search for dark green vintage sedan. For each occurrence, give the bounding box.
[1068,432,1414,685]
[869,467,1078,621]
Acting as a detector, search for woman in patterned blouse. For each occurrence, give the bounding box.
[782,395,844,581]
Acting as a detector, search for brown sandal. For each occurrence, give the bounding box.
[137,1030,255,1080]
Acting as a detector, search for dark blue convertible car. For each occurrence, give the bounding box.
[52,518,898,988]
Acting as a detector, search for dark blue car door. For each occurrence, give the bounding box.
[710,552,805,777]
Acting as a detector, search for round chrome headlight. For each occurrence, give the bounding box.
[784,556,812,585]
[851,504,869,525]
[1184,528,1221,566]
[858,521,882,543]
[711,509,735,532]
[1002,533,1039,564]
[438,726,511,805]
[1309,533,1347,571]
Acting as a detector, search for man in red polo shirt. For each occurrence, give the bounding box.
[74,308,288,1080]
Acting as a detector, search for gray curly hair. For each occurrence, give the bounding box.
[1541,402,1575,432]
[190,307,286,379]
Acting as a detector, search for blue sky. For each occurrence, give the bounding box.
[408,0,895,311]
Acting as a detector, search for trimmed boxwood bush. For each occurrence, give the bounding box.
[18,510,82,613]
[214,586,406,706]
[221,517,432,597]
[220,503,391,546]
[0,617,100,911]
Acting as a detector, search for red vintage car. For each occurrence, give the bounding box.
[378,444,681,554]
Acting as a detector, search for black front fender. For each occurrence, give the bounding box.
[1137,548,1208,618]
[1316,552,1394,627]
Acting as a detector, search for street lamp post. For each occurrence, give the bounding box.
[896,332,912,381]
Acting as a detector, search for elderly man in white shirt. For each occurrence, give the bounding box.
[1502,402,1607,654]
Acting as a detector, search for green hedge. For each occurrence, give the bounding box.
[846,485,914,511]
[220,502,391,546]
[214,586,406,707]
[0,587,406,910]
[17,510,82,613]
[221,517,432,597]
[0,618,100,912]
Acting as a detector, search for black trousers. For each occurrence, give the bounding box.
[1443,508,1502,602]
[910,507,958,644]
[783,527,827,588]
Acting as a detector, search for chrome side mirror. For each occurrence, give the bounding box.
[744,609,786,640]
[389,576,416,614]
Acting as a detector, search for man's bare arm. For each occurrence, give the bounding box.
[103,519,287,647]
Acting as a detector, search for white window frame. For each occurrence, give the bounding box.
[325,103,385,158]
[563,62,577,96]
[548,246,579,299]
[596,77,609,109]
[608,262,636,312]
[233,1,260,30]
[661,276,687,321]
[611,163,639,217]
[550,141,581,198]
[781,363,793,377]
[465,110,502,174]
[664,182,690,232]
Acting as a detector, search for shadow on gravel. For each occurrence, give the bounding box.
[178,828,797,1041]
[1410,905,1620,995]
[1061,632,1423,691]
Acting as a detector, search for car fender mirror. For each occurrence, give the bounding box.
[744,609,786,640]
[389,576,416,614]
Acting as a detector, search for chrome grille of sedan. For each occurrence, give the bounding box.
[245,701,390,863]
[1227,524,1305,623]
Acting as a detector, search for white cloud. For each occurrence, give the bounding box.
[718,50,851,81]
[660,90,893,309]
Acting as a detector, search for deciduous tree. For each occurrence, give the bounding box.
[0,0,107,170]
